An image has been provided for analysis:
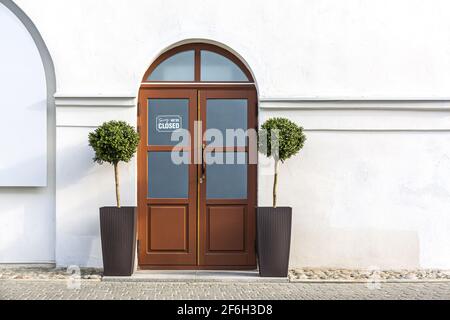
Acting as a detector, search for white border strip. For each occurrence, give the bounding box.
[55,94,136,107]
[260,99,450,111]
[260,97,450,102]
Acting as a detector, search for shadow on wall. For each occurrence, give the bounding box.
[55,136,136,268]
[292,226,420,269]
[259,136,423,270]
[0,142,99,266]
[55,142,107,268]
[276,176,421,269]
[284,155,421,269]
[0,150,52,262]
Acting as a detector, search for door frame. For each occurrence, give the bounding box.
[137,84,258,270]
[137,43,258,270]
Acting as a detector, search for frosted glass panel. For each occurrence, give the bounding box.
[206,152,247,199]
[148,99,189,146]
[147,50,195,81]
[201,51,249,81]
[206,99,247,146]
[148,152,189,198]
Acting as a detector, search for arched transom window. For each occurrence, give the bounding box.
[143,44,254,83]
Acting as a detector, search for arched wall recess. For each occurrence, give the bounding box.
[0,0,55,186]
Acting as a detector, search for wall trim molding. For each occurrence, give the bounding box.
[54,94,450,110]
[260,99,450,111]
[259,97,450,102]
[54,94,136,107]
[304,129,450,132]
[260,105,450,111]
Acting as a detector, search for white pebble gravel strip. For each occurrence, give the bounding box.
[0,267,102,280]
[290,268,450,282]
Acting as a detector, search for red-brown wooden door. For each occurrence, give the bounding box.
[138,87,256,269]
[138,89,198,267]
[198,89,257,267]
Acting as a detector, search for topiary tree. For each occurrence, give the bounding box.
[259,118,306,208]
[88,120,140,208]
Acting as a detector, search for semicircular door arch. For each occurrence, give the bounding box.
[143,43,254,83]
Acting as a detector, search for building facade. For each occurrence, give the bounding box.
[1,0,450,269]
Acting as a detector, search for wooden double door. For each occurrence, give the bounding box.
[137,87,257,269]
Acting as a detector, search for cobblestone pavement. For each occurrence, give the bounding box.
[1,280,450,300]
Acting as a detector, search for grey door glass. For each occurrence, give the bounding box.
[206,152,247,199]
[200,50,249,81]
[148,151,189,199]
[148,99,189,146]
[147,50,195,81]
[206,99,247,147]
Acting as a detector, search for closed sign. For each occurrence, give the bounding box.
[156,115,182,132]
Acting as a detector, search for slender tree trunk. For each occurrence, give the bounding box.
[273,159,279,208]
[114,163,120,208]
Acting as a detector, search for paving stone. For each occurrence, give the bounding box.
[1,280,450,300]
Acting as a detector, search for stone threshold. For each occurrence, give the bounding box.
[103,270,288,283]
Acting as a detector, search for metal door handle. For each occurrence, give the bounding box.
[200,143,206,184]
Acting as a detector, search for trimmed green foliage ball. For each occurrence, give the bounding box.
[259,117,306,162]
[88,120,140,165]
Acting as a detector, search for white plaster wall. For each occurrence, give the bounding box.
[14,0,450,99]
[55,104,136,267]
[260,105,450,269]
[10,0,450,268]
[0,188,55,263]
[0,1,54,264]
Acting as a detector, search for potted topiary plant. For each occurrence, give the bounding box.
[258,118,306,277]
[88,120,140,276]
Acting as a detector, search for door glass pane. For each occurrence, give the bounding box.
[206,152,247,199]
[148,99,189,146]
[201,50,249,82]
[147,50,195,81]
[148,152,189,198]
[206,99,247,147]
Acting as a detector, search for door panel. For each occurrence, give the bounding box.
[199,89,257,267]
[148,206,188,251]
[138,89,198,266]
[208,206,246,251]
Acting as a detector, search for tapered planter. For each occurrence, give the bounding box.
[256,207,292,277]
[100,207,137,276]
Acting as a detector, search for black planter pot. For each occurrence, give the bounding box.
[256,207,292,277]
[99,207,137,276]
